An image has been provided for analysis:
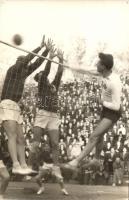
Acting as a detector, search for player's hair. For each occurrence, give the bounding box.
[99,52,114,70]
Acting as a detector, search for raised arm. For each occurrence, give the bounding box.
[34,47,56,82]
[23,46,42,66]
[52,49,64,90]
[43,47,57,76]
[74,68,99,76]
[23,35,46,65]
[27,38,54,76]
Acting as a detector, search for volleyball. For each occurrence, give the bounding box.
[13,34,23,45]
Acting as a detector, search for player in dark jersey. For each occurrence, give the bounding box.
[29,48,64,180]
[0,36,54,175]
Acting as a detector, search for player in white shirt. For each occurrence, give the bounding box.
[64,52,122,169]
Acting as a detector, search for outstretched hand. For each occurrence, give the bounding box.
[57,49,64,61]
[45,38,55,51]
[49,48,57,59]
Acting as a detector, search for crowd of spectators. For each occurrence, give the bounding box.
[0,75,129,185]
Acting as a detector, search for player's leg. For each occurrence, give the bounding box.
[95,136,104,159]
[28,126,43,168]
[32,126,43,150]
[89,108,121,167]
[36,168,46,195]
[48,129,59,165]
[28,109,48,168]
[65,117,114,168]
[3,120,21,172]
[16,124,38,174]
[48,129,63,179]
[16,124,27,167]
[47,113,60,165]
[0,162,10,197]
[56,175,69,195]
[86,136,105,167]
[48,115,63,180]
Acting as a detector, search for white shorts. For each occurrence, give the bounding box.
[41,162,53,170]
[0,160,6,168]
[39,163,53,176]
[0,99,23,125]
[34,109,60,130]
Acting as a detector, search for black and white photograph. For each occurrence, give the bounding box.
[0,0,128,199]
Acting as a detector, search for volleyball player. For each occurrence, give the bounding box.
[35,144,68,195]
[29,48,64,181]
[64,52,122,170]
[0,36,54,175]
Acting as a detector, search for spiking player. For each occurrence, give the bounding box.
[0,36,54,175]
[64,52,122,170]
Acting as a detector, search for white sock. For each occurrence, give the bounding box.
[13,161,20,168]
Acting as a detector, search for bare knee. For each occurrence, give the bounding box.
[3,121,17,139]
[17,135,25,145]
[8,133,17,140]
[4,128,17,140]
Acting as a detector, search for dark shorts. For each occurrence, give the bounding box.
[100,106,122,123]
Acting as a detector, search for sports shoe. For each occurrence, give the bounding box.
[52,165,63,179]
[37,186,45,195]
[12,165,37,175]
[23,167,38,175]
[21,164,38,175]
[12,165,30,175]
[61,188,69,196]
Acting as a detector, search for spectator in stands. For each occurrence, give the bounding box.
[112,156,124,186]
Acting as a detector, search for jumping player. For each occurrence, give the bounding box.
[0,36,54,175]
[29,48,64,180]
[64,52,122,169]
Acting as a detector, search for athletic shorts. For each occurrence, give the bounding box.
[34,109,60,130]
[0,160,6,168]
[41,162,53,170]
[100,106,121,123]
[39,163,53,177]
[0,99,23,124]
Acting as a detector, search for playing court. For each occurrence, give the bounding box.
[4,181,128,200]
